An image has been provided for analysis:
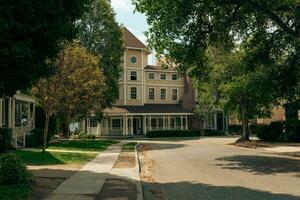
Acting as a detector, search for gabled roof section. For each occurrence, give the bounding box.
[144,65,176,72]
[123,27,146,49]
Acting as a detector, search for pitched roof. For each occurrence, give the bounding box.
[123,27,146,49]
[144,65,176,71]
[104,104,191,115]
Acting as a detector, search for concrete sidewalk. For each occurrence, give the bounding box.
[46,142,125,200]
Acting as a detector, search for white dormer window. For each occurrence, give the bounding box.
[130,71,137,81]
[130,56,137,64]
[160,74,166,80]
[148,73,155,80]
[172,74,178,80]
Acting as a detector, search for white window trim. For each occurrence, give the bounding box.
[111,117,123,130]
[130,55,138,64]
[148,72,155,80]
[171,88,178,101]
[148,87,155,100]
[130,86,137,100]
[172,74,178,80]
[160,88,167,101]
[130,70,137,81]
[160,73,167,80]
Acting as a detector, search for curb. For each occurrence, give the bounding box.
[135,142,144,200]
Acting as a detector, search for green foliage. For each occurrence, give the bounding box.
[0,184,32,200]
[77,0,123,107]
[0,128,12,152]
[77,133,96,140]
[146,129,226,138]
[0,0,91,96]
[228,125,243,135]
[26,129,56,147]
[35,106,57,134]
[284,120,300,142]
[47,140,116,152]
[0,154,32,185]
[256,121,285,142]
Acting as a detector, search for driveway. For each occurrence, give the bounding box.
[137,137,300,200]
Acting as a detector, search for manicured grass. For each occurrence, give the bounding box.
[15,150,98,166]
[0,184,32,200]
[122,142,137,152]
[47,140,117,152]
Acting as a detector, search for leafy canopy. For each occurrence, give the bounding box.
[0,0,90,96]
[77,0,123,107]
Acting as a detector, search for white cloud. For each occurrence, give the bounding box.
[111,0,134,13]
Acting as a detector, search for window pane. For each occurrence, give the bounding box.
[112,119,121,129]
[148,73,154,79]
[130,87,137,99]
[151,118,157,128]
[149,88,155,100]
[160,89,166,100]
[172,89,178,100]
[172,74,178,80]
[160,74,166,80]
[130,71,137,80]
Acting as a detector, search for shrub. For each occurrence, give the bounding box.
[0,128,13,152]
[26,129,55,147]
[25,133,38,147]
[256,121,284,142]
[77,133,96,140]
[228,125,243,135]
[0,154,32,185]
[284,120,300,142]
[146,129,226,138]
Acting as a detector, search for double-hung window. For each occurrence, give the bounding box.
[130,71,137,81]
[148,73,155,80]
[148,88,155,100]
[160,88,166,100]
[172,89,178,101]
[160,74,166,80]
[130,87,137,99]
[172,74,178,80]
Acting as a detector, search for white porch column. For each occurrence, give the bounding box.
[27,102,31,127]
[130,116,133,135]
[163,116,165,130]
[143,115,146,135]
[181,115,183,130]
[123,115,126,136]
[0,98,2,127]
[32,104,35,129]
[125,115,128,135]
[149,115,152,131]
[168,116,171,129]
[11,98,15,128]
[214,112,218,130]
[106,118,109,135]
[8,98,12,128]
[185,115,188,130]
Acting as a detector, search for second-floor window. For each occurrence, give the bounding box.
[148,88,155,100]
[160,74,166,80]
[130,71,137,81]
[160,88,166,100]
[172,89,178,101]
[172,74,178,80]
[148,73,155,80]
[130,87,137,99]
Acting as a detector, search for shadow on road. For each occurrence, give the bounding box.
[216,155,300,176]
[143,181,300,200]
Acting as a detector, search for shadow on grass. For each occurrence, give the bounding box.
[15,150,97,166]
[47,140,117,151]
[216,155,300,175]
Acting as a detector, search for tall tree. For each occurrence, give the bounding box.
[33,43,105,151]
[133,0,299,95]
[77,0,123,107]
[0,0,91,97]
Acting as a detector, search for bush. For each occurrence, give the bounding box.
[256,121,284,142]
[25,133,38,148]
[284,120,300,142]
[228,125,243,135]
[0,154,32,185]
[0,128,13,152]
[26,129,55,147]
[77,133,96,140]
[146,129,226,138]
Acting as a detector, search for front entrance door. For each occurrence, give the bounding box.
[217,113,224,130]
[133,118,138,135]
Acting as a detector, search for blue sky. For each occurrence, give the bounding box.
[111,0,156,64]
[111,0,148,44]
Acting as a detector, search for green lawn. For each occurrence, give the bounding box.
[47,140,117,152]
[122,142,137,152]
[0,184,32,200]
[16,140,117,166]
[15,150,98,165]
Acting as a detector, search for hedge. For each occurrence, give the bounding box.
[25,128,55,147]
[228,125,243,135]
[285,120,300,142]
[0,128,13,152]
[146,129,226,138]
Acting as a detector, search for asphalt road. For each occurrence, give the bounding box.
[138,137,300,200]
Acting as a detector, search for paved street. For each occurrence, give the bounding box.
[138,137,300,200]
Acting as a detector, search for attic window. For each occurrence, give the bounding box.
[130,56,137,64]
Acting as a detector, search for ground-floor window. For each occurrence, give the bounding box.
[205,113,215,129]
[112,119,122,130]
[158,118,164,129]
[151,118,157,129]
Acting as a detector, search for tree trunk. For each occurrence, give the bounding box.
[241,103,250,141]
[66,112,71,141]
[42,114,50,152]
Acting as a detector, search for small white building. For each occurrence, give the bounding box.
[0,92,35,148]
